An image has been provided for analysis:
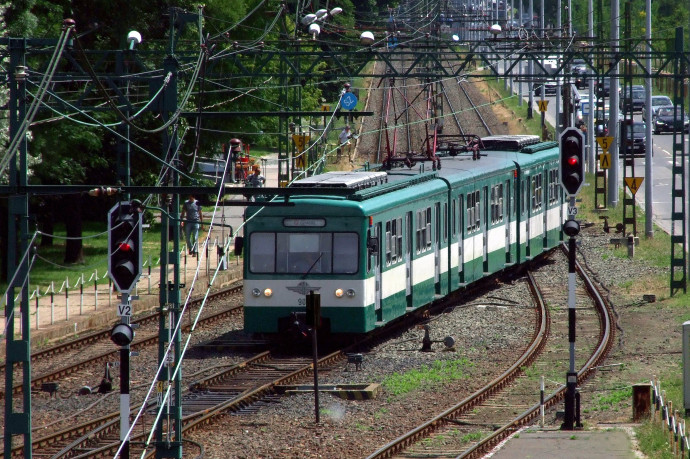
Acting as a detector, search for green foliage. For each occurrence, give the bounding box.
[590,386,633,412]
[382,358,474,396]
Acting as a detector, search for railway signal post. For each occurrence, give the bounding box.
[559,127,585,430]
[306,291,321,423]
[107,201,143,458]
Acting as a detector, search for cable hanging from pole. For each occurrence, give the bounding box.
[0,19,75,178]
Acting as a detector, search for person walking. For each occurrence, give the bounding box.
[181,195,203,256]
[337,125,353,161]
[245,165,266,201]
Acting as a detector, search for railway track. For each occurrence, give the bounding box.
[19,254,531,457]
[23,350,345,458]
[366,244,614,458]
[0,284,242,400]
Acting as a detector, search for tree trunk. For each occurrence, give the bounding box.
[63,195,84,264]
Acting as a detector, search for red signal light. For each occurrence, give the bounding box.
[118,242,132,252]
[567,156,579,166]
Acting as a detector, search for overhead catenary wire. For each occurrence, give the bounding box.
[0,21,75,178]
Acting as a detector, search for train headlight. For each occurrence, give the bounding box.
[335,288,344,298]
[264,288,273,297]
[346,288,356,298]
[252,288,261,297]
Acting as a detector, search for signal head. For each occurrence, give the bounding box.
[559,128,585,195]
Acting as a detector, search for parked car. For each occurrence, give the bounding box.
[534,78,558,96]
[619,120,647,156]
[593,104,624,136]
[653,106,690,134]
[643,95,673,121]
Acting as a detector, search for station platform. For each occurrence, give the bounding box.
[489,426,640,458]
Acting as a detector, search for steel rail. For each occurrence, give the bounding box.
[0,285,242,399]
[438,79,466,137]
[5,288,244,457]
[365,270,549,459]
[38,353,275,459]
[44,351,346,458]
[455,243,614,458]
[456,77,492,136]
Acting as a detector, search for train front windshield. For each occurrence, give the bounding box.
[249,232,359,274]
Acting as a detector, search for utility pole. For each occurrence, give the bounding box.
[644,0,653,237]
[587,0,595,174]
[528,0,534,119]
[4,37,32,459]
[555,0,562,136]
[608,0,620,208]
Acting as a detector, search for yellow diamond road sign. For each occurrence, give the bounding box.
[599,153,611,169]
[624,177,644,195]
[596,136,613,153]
[537,99,549,112]
[292,134,310,153]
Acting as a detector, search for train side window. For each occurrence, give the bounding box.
[426,206,432,248]
[490,185,504,224]
[531,175,543,211]
[367,229,373,272]
[498,183,504,222]
[396,217,403,262]
[549,169,559,204]
[249,233,275,273]
[474,191,480,230]
[458,195,463,235]
[521,180,526,215]
[452,199,457,237]
[333,233,358,273]
[385,221,392,266]
[443,203,448,242]
[416,211,421,254]
[467,193,473,232]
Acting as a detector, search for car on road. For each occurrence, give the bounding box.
[619,120,647,156]
[643,95,673,121]
[620,86,646,113]
[534,79,558,96]
[653,106,690,134]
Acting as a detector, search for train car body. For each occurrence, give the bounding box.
[242,135,565,335]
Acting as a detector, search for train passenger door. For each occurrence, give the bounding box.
[525,176,531,258]
[434,202,440,293]
[505,180,511,264]
[405,211,412,308]
[458,195,464,284]
[374,222,382,320]
[482,186,488,273]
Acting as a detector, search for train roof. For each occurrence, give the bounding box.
[288,136,559,199]
[245,136,560,218]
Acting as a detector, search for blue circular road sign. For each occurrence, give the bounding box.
[340,93,358,110]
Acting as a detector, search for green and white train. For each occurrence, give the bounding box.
[242,135,566,335]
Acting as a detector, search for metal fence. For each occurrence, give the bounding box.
[0,236,236,334]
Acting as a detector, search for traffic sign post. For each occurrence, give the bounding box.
[340,92,358,110]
